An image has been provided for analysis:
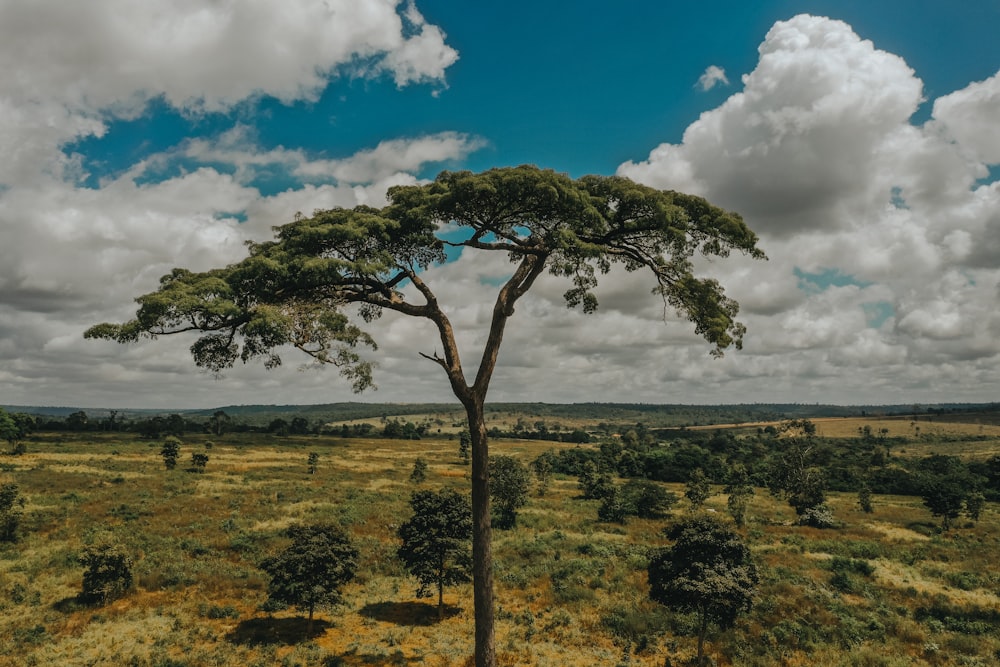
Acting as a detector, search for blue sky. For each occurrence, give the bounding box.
[70,1,1000,184]
[1,1,999,408]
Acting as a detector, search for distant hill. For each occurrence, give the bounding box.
[5,401,999,428]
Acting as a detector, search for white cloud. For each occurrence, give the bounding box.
[697,65,729,91]
[931,70,1000,165]
[615,14,1000,404]
[0,0,458,187]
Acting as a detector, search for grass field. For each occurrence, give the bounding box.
[2,425,1000,666]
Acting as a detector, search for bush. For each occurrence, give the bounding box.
[798,503,836,528]
[79,538,134,605]
[0,483,24,542]
[160,436,181,470]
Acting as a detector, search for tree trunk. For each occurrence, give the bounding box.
[438,573,444,621]
[467,399,495,667]
[696,610,707,666]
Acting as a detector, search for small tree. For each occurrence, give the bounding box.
[857,484,874,514]
[597,486,629,523]
[0,409,33,455]
[0,483,24,542]
[208,410,231,436]
[648,515,758,666]
[79,537,134,605]
[920,474,970,531]
[489,455,530,529]
[160,436,180,470]
[397,488,473,620]
[965,492,985,522]
[458,429,471,465]
[190,452,209,473]
[410,457,429,484]
[685,468,712,510]
[307,452,320,475]
[724,465,754,527]
[767,440,827,516]
[531,450,555,496]
[620,478,676,519]
[260,523,357,630]
[578,461,615,500]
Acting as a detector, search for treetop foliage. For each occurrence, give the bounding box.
[85,166,764,388]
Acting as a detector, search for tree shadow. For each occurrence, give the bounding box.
[53,595,91,613]
[358,601,461,626]
[226,616,331,646]
[328,648,423,666]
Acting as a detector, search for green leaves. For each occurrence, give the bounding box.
[87,166,764,394]
[260,522,358,620]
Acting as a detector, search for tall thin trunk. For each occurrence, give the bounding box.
[697,610,707,666]
[466,399,495,667]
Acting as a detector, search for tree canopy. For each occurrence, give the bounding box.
[260,522,358,628]
[85,165,764,667]
[648,515,758,665]
[397,488,473,619]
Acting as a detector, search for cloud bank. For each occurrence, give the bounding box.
[0,10,998,409]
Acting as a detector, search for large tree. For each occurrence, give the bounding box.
[85,166,763,667]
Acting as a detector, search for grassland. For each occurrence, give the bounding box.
[2,422,1000,666]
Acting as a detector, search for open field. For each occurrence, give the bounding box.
[3,425,1000,666]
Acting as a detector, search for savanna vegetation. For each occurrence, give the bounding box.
[2,405,1000,666]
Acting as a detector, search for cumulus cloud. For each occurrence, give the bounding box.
[616,14,1000,403]
[697,65,729,91]
[2,9,999,409]
[0,0,458,186]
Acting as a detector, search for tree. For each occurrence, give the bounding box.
[577,460,616,500]
[921,475,969,531]
[488,455,529,529]
[724,465,754,527]
[685,468,712,510]
[208,410,231,436]
[260,522,358,632]
[0,483,24,542]
[65,410,89,431]
[190,452,209,472]
[918,455,981,531]
[397,488,473,620]
[767,440,827,516]
[410,457,428,484]
[620,478,676,519]
[79,537,134,605]
[597,487,629,523]
[531,450,555,496]
[648,515,758,666]
[857,484,874,514]
[965,491,985,522]
[307,451,320,475]
[458,429,472,465]
[0,409,33,454]
[85,166,763,667]
[160,436,181,470]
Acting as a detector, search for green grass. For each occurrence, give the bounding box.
[1,429,1000,666]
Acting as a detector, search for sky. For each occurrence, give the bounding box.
[1,0,999,410]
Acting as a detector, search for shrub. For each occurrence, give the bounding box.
[79,537,134,605]
[190,452,209,472]
[0,483,24,542]
[798,503,836,528]
[409,457,428,484]
[160,436,181,470]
